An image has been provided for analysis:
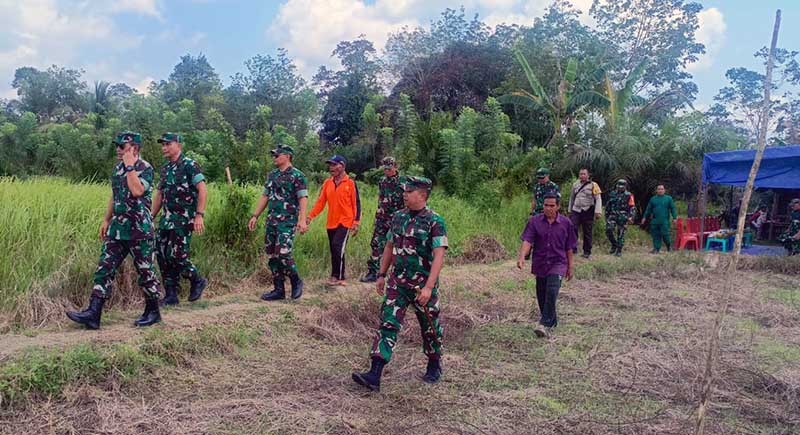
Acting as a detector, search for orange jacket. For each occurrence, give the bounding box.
[308,174,362,229]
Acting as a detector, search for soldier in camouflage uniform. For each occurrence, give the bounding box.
[360,156,404,283]
[66,132,162,329]
[152,133,208,306]
[352,176,448,392]
[531,167,561,215]
[605,179,636,257]
[778,198,800,256]
[248,144,309,300]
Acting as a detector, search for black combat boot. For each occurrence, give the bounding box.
[261,277,286,301]
[134,298,162,327]
[66,296,105,330]
[161,286,180,306]
[614,247,623,257]
[422,358,443,384]
[352,357,385,391]
[289,274,304,300]
[188,276,207,302]
[359,271,377,283]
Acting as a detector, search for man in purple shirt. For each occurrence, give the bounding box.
[517,193,576,338]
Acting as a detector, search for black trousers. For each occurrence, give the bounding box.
[570,208,595,255]
[536,275,561,327]
[327,225,350,280]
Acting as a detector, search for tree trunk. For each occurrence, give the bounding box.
[694,10,781,435]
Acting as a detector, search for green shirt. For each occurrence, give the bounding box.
[643,195,677,224]
[263,166,309,226]
[107,159,154,240]
[386,207,448,289]
[157,153,205,230]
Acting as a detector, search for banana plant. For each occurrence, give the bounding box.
[499,48,609,147]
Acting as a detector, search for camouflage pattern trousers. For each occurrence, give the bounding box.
[371,283,443,363]
[92,238,161,300]
[156,227,200,290]
[265,223,298,279]
[367,217,392,273]
[778,226,800,255]
[605,219,628,250]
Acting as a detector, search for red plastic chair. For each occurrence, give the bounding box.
[675,218,699,250]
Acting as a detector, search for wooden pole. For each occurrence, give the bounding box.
[694,9,781,435]
[225,167,233,185]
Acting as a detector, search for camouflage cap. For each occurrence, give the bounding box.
[157,132,182,144]
[616,179,628,186]
[112,131,142,146]
[381,156,396,168]
[403,176,432,192]
[271,144,295,156]
[535,167,550,178]
[790,198,800,206]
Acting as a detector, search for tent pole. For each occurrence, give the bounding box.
[699,182,707,240]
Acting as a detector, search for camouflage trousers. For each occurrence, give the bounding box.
[156,227,200,290]
[778,226,800,255]
[371,283,443,363]
[92,238,161,300]
[265,223,298,280]
[605,219,628,251]
[367,217,392,273]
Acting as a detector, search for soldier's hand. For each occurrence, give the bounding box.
[247,216,258,232]
[99,220,109,241]
[375,276,386,296]
[122,147,137,167]
[415,286,432,306]
[640,219,646,225]
[297,221,308,234]
[627,218,633,224]
[194,216,205,235]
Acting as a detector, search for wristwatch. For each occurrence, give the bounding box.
[377,272,387,278]
[124,165,135,173]
[196,211,205,217]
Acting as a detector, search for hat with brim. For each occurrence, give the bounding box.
[112,131,142,146]
[535,167,550,179]
[381,156,396,169]
[157,132,182,144]
[325,155,346,165]
[403,176,432,192]
[271,144,295,156]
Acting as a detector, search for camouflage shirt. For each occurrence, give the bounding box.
[386,207,448,289]
[532,180,560,214]
[375,174,404,222]
[107,159,155,240]
[606,190,636,224]
[158,153,205,230]
[263,166,309,226]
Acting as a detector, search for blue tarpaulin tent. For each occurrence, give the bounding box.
[702,145,800,189]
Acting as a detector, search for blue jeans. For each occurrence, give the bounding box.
[536,275,561,327]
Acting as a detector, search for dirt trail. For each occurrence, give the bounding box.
[0,260,526,362]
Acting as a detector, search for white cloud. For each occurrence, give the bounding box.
[270,0,593,78]
[0,0,158,97]
[688,7,726,72]
[111,0,162,18]
[134,77,155,95]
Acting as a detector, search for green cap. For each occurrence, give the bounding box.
[535,167,550,178]
[270,144,294,156]
[403,176,432,192]
[616,179,628,186]
[157,132,183,144]
[112,131,142,146]
[381,156,396,168]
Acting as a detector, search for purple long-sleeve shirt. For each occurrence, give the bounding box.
[520,213,577,277]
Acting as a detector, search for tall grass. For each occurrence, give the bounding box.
[0,177,555,326]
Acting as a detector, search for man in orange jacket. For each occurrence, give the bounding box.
[307,155,361,286]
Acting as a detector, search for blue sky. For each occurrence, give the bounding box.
[0,0,796,108]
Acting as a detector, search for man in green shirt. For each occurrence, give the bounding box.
[641,185,678,254]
